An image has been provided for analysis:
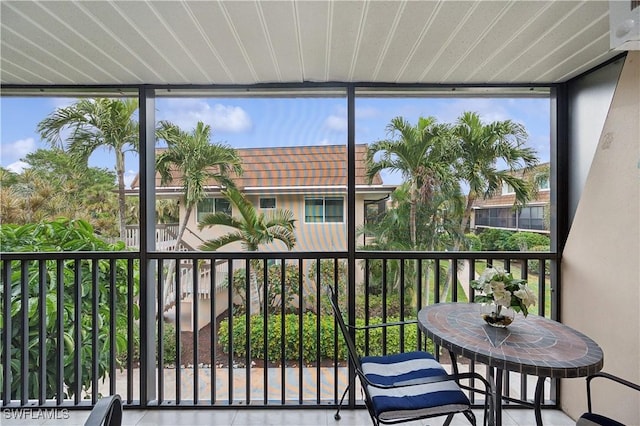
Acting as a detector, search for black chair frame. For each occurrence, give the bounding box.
[327,285,492,426]
[578,372,640,426]
[84,394,123,426]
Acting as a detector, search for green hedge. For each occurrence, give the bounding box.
[218,313,429,363]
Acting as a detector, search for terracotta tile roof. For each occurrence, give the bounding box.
[133,144,383,190]
[472,163,550,208]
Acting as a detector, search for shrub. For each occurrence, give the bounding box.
[306,259,348,316]
[505,232,550,251]
[478,228,512,251]
[231,261,300,315]
[464,233,483,251]
[218,313,431,364]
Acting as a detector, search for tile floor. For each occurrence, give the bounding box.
[0,407,575,426]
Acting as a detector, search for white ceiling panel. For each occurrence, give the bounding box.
[0,0,621,87]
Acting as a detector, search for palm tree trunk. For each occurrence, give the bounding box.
[440,195,476,300]
[248,259,262,315]
[162,204,192,311]
[115,151,127,240]
[409,182,418,248]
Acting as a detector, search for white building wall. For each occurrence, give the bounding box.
[561,52,639,424]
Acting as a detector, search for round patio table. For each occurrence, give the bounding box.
[417,303,603,426]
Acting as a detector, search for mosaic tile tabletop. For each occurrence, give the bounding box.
[418,303,604,378]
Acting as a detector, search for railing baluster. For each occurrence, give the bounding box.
[157,260,164,403]
[109,259,117,396]
[297,259,303,404]
[193,258,199,404]
[174,258,182,404]
[2,259,11,405]
[263,259,269,404]
[73,259,81,404]
[434,259,441,304]
[399,259,405,353]
[315,259,321,404]
[56,259,64,405]
[227,260,234,404]
[452,259,458,302]
[126,259,134,405]
[381,259,387,356]
[210,258,217,405]
[244,259,251,404]
[91,259,99,404]
[20,260,29,405]
[38,260,47,404]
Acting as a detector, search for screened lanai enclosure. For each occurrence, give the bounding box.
[1,1,637,423]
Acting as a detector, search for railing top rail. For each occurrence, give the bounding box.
[0,250,559,261]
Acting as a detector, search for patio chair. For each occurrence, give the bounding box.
[84,394,123,426]
[327,285,491,426]
[576,372,640,426]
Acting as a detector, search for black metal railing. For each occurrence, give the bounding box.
[0,250,558,410]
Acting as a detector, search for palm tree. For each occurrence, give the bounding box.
[37,98,139,239]
[198,187,295,252]
[198,187,296,313]
[439,111,540,300]
[365,116,456,249]
[453,111,539,234]
[155,120,243,251]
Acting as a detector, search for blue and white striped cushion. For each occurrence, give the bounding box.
[361,351,470,422]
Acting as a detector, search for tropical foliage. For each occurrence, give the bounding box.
[198,187,295,252]
[156,120,243,251]
[199,187,296,314]
[0,219,139,399]
[37,98,139,239]
[0,149,120,235]
[365,116,457,249]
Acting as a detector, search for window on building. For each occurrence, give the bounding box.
[519,206,546,230]
[538,177,550,190]
[502,183,515,195]
[197,197,231,222]
[259,197,276,209]
[305,197,344,223]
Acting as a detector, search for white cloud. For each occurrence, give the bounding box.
[0,137,36,166]
[324,115,347,132]
[6,161,30,173]
[356,106,380,119]
[317,138,333,146]
[158,99,252,133]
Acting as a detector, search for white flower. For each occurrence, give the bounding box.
[490,282,512,307]
[514,285,537,307]
[479,267,499,282]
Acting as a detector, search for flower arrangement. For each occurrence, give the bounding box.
[470,266,537,317]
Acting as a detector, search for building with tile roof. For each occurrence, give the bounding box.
[132,144,395,252]
[471,163,550,235]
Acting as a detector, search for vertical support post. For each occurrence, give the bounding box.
[138,87,157,405]
[346,85,356,408]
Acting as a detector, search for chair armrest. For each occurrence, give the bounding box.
[585,372,640,414]
[84,394,122,426]
[363,370,491,394]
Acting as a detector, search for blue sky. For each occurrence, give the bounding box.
[1,95,549,186]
